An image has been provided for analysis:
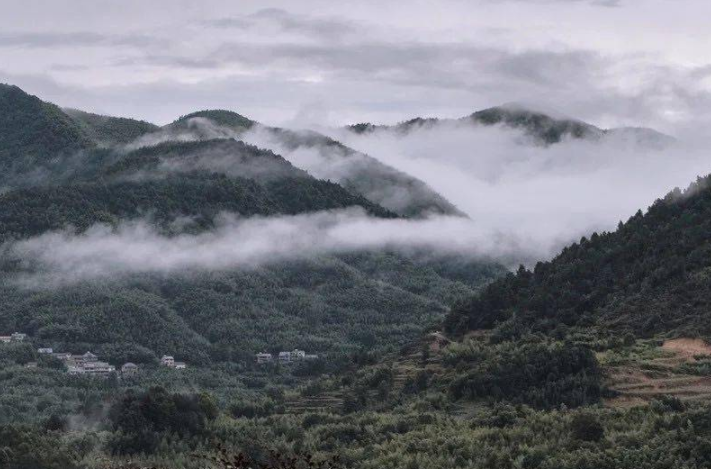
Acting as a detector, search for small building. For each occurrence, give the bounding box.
[174,362,186,370]
[80,361,115,376]
[37,348,53,354]
[24,362,38,369]
[1,332,27,343]
[71,351,98,366]
[274,349,317,364]
[121,362,138,376]
[256,352,273,364]
[161,355,175,367]
[52,352,72,362]
[11,332,27,342]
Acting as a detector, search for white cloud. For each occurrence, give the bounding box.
[0,1,710,128]
[320,120,711,256]
[4,209,526,288]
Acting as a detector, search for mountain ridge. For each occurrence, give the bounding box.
[346,104,675,147]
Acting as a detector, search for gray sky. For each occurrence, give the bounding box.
[1,0,710,131]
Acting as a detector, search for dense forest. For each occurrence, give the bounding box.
[445,175,711,340]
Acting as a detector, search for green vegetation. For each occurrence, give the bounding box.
[469,106,602,144]
[173,110,255,130]
[446,175,711,340]
[445,339,601,409]
[0,83,94,184]
[65,109,159,146]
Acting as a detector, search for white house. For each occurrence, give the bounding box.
[11,332,27,342]
[37,348,53,354]
[161,355,175,367]
[1,332,27,343]
[82,361,116,376]
[256,352,273,363]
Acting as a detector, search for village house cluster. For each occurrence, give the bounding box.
[38,348,139,378]
[2,332,185,376]
[255,349,318,364]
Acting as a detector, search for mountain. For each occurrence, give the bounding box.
[133,110,464,217]
[0,85,504,369]
[467,105,604,144]
[173,109,255,130]
[347,104,674,147]
[445,176,711,339]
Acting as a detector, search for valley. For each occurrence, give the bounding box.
[2,82,711,469]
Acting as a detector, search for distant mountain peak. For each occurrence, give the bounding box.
[174,109,255,130]
[468,105,604,143]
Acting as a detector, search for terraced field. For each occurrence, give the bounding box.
[602,338,711,407]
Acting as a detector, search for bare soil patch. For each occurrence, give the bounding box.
[662,338,711,359]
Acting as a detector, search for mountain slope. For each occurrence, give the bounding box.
[0,84,94,177]
[259,127,465,217]
[0,140,396,242]
[64,108,159,146]
[445,176,711,339]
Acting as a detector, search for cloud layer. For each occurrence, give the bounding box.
[0,1,709,130]
[320,120,711,257]
[3,209,525,288]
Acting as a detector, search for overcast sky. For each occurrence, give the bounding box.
[1,0,710,131]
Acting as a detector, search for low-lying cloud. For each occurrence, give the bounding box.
[3,209,534,288]
[320,119,711,258]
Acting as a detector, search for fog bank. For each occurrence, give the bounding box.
[4,208,543,288]
[321,121,711,258]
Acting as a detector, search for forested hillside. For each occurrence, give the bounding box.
[0,84,94,181]
[64,108,159,146]
[446,175,711,339]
